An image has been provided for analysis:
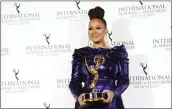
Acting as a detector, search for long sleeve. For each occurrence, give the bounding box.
[69,49,83,100]
[112,45,129,97]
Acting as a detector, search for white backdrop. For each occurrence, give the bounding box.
[1,1,171,108]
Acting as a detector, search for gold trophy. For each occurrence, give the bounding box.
[82,55,106,104]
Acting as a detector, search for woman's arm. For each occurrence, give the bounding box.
[69,49,83,100]
[113,45,129,97]
[113,58,129,96]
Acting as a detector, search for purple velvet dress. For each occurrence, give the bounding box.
[69,45,129,109]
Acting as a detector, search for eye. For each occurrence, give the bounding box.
[89,28,93,30]
[96,27,101,29]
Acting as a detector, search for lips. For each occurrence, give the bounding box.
[92,34,99,38]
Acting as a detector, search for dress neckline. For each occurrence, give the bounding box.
[86,46,115,50]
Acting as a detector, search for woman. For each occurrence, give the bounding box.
[69,6,129,109]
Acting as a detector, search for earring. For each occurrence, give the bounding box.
[104,35,109,47]
[88,40,92,47]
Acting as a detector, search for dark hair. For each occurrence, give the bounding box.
[88,6,107,28]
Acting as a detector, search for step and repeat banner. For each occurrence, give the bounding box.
[1,1,171,108]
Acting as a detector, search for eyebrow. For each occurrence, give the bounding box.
[89,25,102,28]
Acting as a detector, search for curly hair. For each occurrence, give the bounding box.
[88,6,107,28]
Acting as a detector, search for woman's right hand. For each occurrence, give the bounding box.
[77,93,87,107]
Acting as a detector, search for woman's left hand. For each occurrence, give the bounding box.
[102,90,115,103]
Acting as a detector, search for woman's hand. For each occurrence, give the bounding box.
[77,93,87,107]
[102,90,115,103]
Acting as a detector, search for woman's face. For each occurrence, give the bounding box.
[88,18,107,44]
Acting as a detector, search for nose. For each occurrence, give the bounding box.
[92,28,97,34]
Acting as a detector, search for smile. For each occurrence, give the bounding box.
[92,34,99,38]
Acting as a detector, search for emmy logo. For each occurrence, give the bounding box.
[43,33,50,45]
[108,31,113,46]
[108,31,113,37]
[139,1,143,5]
[13,69,19,81]
[43,102,50,109]
[140,63,148,76]
[14,3,20,14]
[75,0,80,9]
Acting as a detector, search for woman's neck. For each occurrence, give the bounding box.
[92,43,109,48]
